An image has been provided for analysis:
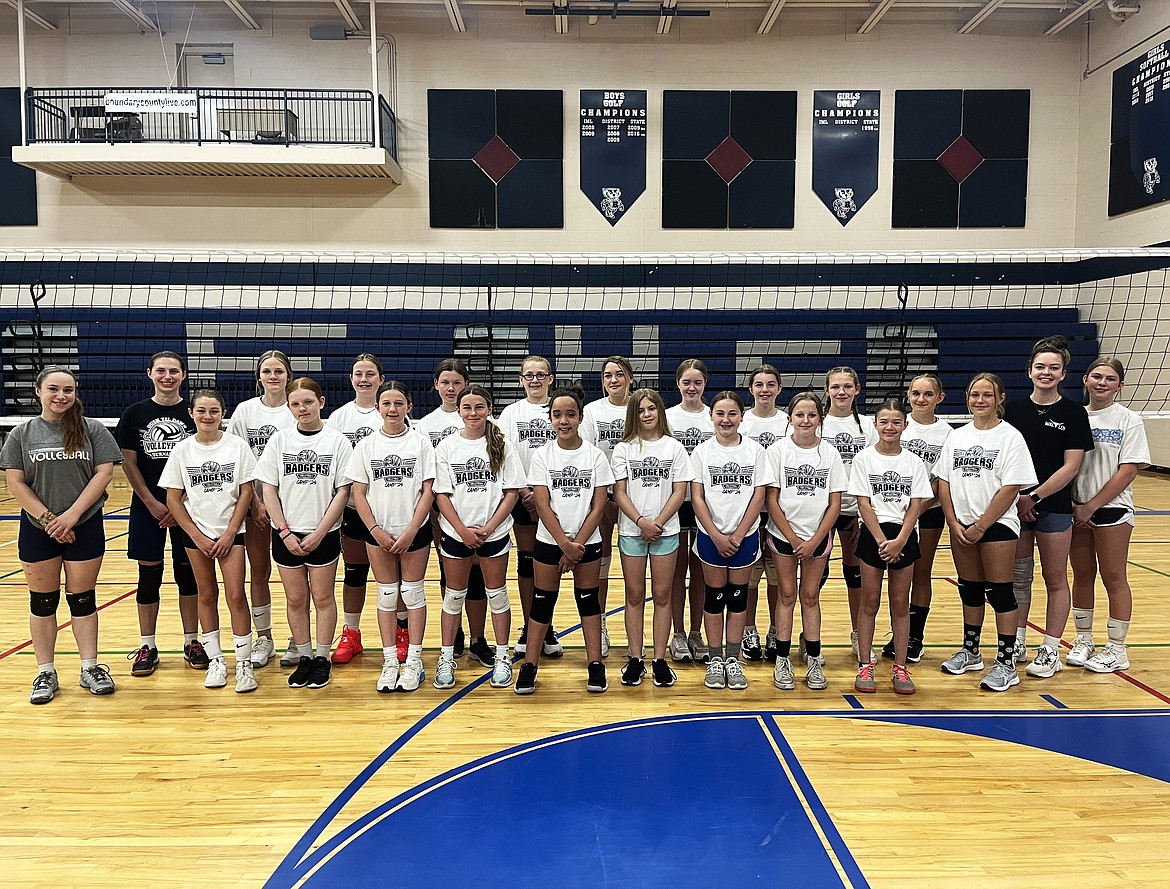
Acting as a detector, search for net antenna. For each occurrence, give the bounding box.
[29,279,47,374]
[880,281,911,404]
[486,283,496,389]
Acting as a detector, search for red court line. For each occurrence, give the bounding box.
[0,588,137,661]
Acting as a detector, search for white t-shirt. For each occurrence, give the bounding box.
[528,439,615,546]
[160,434,257,539]
[413,406,464,449]
[848,446,934,525]
[766,437,848,541]
[498,399,556,475]
[328,401,381,449]
[666,404,714,503]
[933,420,1038,534]
[691,435,771,536]
[902,417,953,474]
[582,398,627,460]
[227,397,297,459]
[253,426,353,533]
[741,409,791,451]
[821,412,876,517]
[611,436,695,537]
[344,428,436,537]
[1072,403,1150,518]
[433,433,527,542]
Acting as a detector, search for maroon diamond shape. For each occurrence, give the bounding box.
[938,135,984,184]
[706,136,752,184]
[473,135,520,184]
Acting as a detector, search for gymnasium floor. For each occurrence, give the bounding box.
[2,471,1169,888]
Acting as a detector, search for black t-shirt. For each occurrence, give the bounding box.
[114,398,195,498]
[1003,397,1094,514]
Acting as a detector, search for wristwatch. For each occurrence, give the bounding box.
[1028,491,1042,504]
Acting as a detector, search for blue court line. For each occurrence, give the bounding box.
[1041,694,1069,709]
[842,694,865,710]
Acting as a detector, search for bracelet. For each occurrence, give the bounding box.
[37,510,56,528]
[971,524,985,534]
[279,529,292,539]
[369,523,381,532]
[278,524,289,533]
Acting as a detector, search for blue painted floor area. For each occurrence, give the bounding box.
[298,716,854,889]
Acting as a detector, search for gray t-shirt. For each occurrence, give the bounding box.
[0,417,123,522]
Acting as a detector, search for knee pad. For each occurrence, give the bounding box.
[726,582,748,614]
[844,564,862,590]
[401,579,427,610]
[530,586,559,624]
[487,585,511,615]
[466,565,486,601]
[136,563,164,606]
[1013,557,1034,605]
[986,581,1017,614]
[704,584,728,615]
[517,551,534,579]
[442,586,468,616]
[172,555,198,598]
[599,554,612,578]
[29,589,60,618]
[66,589,97,617]
[957,577,986,608]
[376,582,400,612]
[574,585,602,618]
[343,562,370,588]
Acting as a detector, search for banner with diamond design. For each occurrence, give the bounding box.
[812,90,879,227]
[579,90,646,227]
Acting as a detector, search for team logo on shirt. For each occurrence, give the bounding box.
[784,464,829,496]
[140,418,191,460]
[830,433,866,463]
[596,420,624,444]
[1044,420,1067,432]
[343,427,374,447]
[1092,427,1123,447]
[709,462,755,494]
[186,461,236,493]
[674,427,712,454]
[516,419,555,446]
[752,431,779,449]
[246,425,278,454]
[903,439,941,468]
[428,427,460,448]
[453,456,496,492]
[371,454,417,487]
[629,457,673,487]
[550,465,593,497]
[282,450,334,485]
[868,471,913,503]
[952,446,999,478]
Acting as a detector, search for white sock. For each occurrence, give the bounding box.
[315,642,330,659]
[1015,627,1027,643]
[1073,608,1094,638]
[81,657,97,670]
[407,643,423,662]
[343,612,362,630]
[202,630,223,660]
[38,662,55,674]
[251,604,273,633]
[296,641,312,658]
[440,644,454,660]
[233,634,252,661]
[1107,617,1130,646]
[141,634,157,649]
[382,646,396,660]
[495,644,509,660]
[1043,634,1060,651]
[183,632,198,646]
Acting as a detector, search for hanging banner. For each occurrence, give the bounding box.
[1109,41,1170,216]
[580,90,646,226]
[812,90,880,226]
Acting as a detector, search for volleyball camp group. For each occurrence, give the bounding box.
[2,334,1149,704]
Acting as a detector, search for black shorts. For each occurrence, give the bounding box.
[857,522,921,571]
[511,497,537,527]
[768,530,833,560]
[918,505,945,531]
[968,522,1019,543]
[439,531,512,560]
[1089,506,1130,528]
[834,514,859,533]
[362,523,433,551]
[18,511,106,563]
[175,527,245,552]
[533,539,603,566]
[272,528,343,569]
[341,506,367,541]
[676,501,696,532]
[127,498,190,566]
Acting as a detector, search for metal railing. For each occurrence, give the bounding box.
[378,95,398,160]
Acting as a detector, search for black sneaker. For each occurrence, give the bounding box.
[515,627,528,656]
[764,631,778,663]
[514,662,537,695]
[184,640,210,670]
[741,627,763,661]
[128,645,159,677]
[543,625,565,658]
[651,658,677,688]
[586,660,608,693]
[308,656,331,688]
[881,638,896,660]
[288,656,314,688]
[621,656,645,686]
[907,637,924,664]
[454,626,466,658]
[467,637,495,668]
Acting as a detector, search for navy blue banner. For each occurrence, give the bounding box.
[812,90,880,227]
[1109,41,1169,217]
[580,90,646,226]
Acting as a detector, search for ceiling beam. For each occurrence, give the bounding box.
[657,0,676,34]
[3,0,57,29]
[756,0,786,34]
[857,0,896,34]
[333,0,363,30]
[444,0,466,31]
[1044,0,1105,35]
[223,0,262,28]
[958,0,1005,33]
[110,0,158,31]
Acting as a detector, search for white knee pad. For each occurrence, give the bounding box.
[1013,557,1035,605]
[376,582,400,612]
[487,585,511,615]
[442,586,467,616]
[401,579,427,610]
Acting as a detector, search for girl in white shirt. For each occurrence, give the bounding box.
[348,381,436,694]
[849,400,932,696]
[1068,358,1151,673]
[765,392,846,692]
[255,378,352,692]
[162,390,257,693]
[433,386,525,691]
[613,389,693,689]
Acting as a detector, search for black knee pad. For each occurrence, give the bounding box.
[172,555,198,598]
[136,563,164,606]
[30,589,60,618]
[986,581,1017,614]
[574,585,601,618]
[957,577,986,608]
[343,562,370,588]
[726,582,748,614]
[517,551,534,579]
[530,586,559,624]
[66,589,97,617]
[844,564,862,590]
[466,564,486,601]
[704,584,728,615]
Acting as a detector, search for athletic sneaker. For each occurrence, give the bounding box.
[892,664,916,695]
[670,632,692,663]
[1066,638,1095,667]
[764,627,778,662]
[586,660,608,693]
[881,638,896,660]
[468,637,495,668]
[434,654,457,690]
[514,662,537,695]
[250,635,275,668]
[773,656,795,691]
[854,662,876,693]
[308,656,331,689]
[621,656,645,686]
[798,631,809,665]
[704,657,726,689]
[851,630,877,664]
[515,627,527,657]
[128,645,159,677]
[652,658,677,687]
[288,656,314,688]
[184,639,210,670]
[688,630,710,664]
[1025,645,1064,679]
[377,658,399,693]
[725,657,748,690]
[395,625,409,663]
[1085,642,1129,673]
[29,670,59,705]
[490,655,513,688]
[1012,638,1029,664]
[79,664,116,695]
[742,626,763,661]
[941,649,985,675]
[204,657,228,689]
[331,625,363,664]
[235,658,258,693]
[600,623,611,659]
[805,655,827,690]
[396,658,425,692]
[980,661,1020,692]
[543,626,564,658]
[279,637,300,668]
[454,626,466,659]
[907,637,924,665]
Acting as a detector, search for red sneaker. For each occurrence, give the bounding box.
[331,625,363,664]
[395,624,409,664]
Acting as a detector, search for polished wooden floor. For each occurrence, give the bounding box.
[2,471,1169,887]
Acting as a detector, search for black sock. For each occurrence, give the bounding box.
[963,624,981,654]
[997,633,1017,665]
[777,639,792,658]
[909,605,930,641]
[805,639,822,658]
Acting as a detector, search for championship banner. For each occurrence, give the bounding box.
[812,90,879,226]
[1109,41,1169,216]
[580,90,646,226]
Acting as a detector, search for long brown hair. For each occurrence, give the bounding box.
[254,349,293,396]
[459,385,506,476]
[622,389,672,444]
[37,366,87,454]
[824,365,863,433]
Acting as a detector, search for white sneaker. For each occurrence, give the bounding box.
[669,631,692,663]
[1066,638,1095,667]
[941,648,984,675]
[980,661,1020,692]
[250,635,275,668]
[1085,642,1129,673]
[1012,638,1029,664]
[774,656,795,691]
[396,657,425,692]
[490,655,513,688]
[204,656,228,689]
[805,654,827,690]
[235,658,258,693]
[601,623,611,659]
[377,658,399,693]
[433,654,456,690]
[1025,644,1064,679]
[279,636,300,667]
